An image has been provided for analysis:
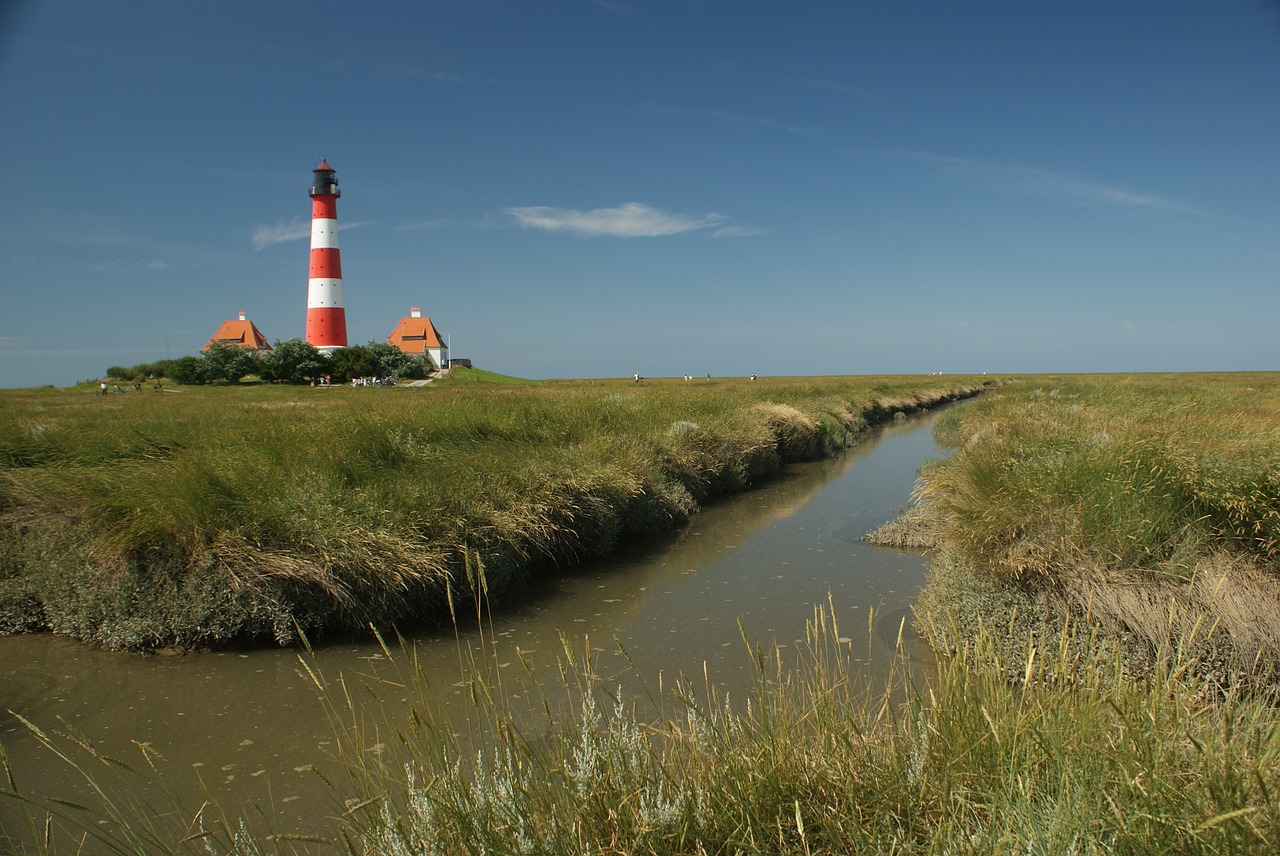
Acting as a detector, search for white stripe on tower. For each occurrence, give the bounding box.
[305,160,348,353]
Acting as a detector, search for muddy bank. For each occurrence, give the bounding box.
[1,382,988,652]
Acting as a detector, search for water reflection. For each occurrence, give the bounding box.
[0,410,946,844]
[506,413,940,692]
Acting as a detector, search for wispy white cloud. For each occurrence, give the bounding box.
[251,218,311,250]
[251,219,369,250]
[428,70,469,84]
[506,202,728,238]
[377,56,491,86]
[900,152,1203,215]
[90,258,172,272]
[707,110,816,135]
[713,224,765,238]
[748,70,873,99]
[1122,320,1137,331]
[396,218,450,232]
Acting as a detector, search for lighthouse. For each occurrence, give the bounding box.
[305,160,348,353]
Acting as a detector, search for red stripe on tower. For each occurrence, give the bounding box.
[305,160,348,353]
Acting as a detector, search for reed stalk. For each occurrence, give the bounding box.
[7,588,1279,853]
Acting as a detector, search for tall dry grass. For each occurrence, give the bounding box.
[9,592,1278,854]
[918,374,1280,579]
[0,374,985,651]
[910,372,1280,681]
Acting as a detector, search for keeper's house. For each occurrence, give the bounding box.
[203,311,272,352]
[387,307,448,370]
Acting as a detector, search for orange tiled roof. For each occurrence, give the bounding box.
[387,314,445,354]
[203,318,272,351]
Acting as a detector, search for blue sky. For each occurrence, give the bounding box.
[2,1,1277,387]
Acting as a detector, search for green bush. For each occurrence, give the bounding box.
[200,342,262,383]
[326,341,423,382]
[168,355,206,385]
[258,338,330,384]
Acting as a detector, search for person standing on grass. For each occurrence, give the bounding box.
[100,380,108,396]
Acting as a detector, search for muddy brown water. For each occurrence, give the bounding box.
[0,410,947,847]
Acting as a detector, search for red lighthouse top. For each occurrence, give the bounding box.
[310,160,340,198]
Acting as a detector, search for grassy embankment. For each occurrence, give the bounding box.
[324,372,1280,854]
[6,373,1280,854]
[0,371,983,652]
[870,372,1280,686]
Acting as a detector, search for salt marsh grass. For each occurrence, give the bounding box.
[10,594,1278,853]
[909,372,1280,681]
[919,373,1280,579]
[7,372,1280,853]
[320,594,1280,855]
[0,374,982,651]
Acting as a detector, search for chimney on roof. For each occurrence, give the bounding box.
[410,307,421,318]
[238,311,246,321]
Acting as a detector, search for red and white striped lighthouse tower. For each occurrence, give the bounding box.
[305,160,348,353]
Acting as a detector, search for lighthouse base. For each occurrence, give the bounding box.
[306,306,348,353]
